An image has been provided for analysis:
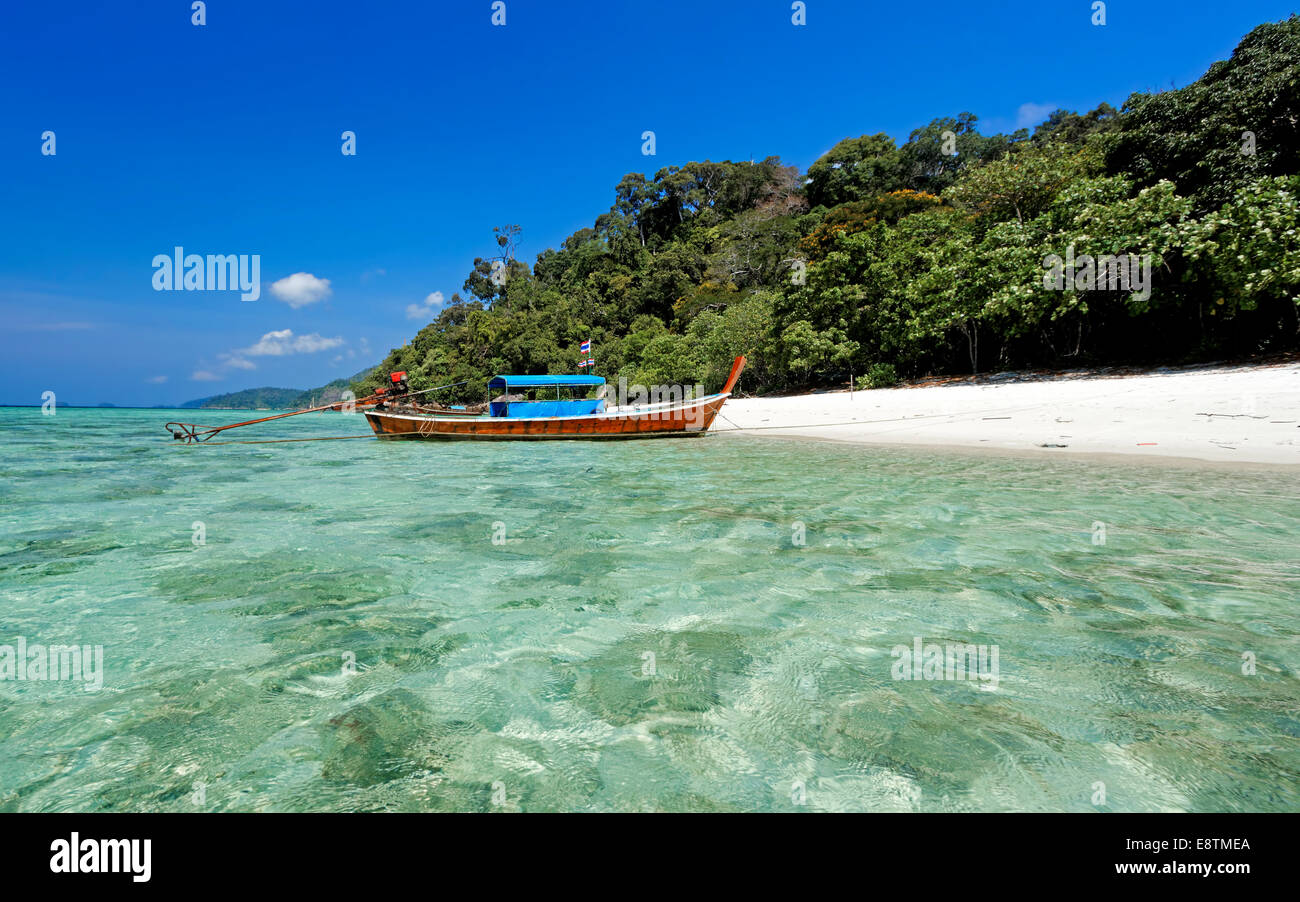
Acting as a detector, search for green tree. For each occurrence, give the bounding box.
[1105,17,1300,212]
[899,113,1022,194]
[805,134,905,208]
[1185,175,1300,314]
[944,142,1097,226]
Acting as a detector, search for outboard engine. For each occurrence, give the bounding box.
[389,371,410,397]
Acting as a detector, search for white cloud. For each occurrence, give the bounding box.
[1016,102,1057,130]
[238,329,344,357]
[292,333,344,353]
[269,272,332,308]
[406,291,444,320]
[146,375,168,384]
[192,330,346,381]
[220,355,257,370]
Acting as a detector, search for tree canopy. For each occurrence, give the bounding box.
[357,17,1300,403]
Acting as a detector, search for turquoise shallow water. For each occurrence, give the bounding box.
[0,406,1297,812]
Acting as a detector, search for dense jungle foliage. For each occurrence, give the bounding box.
[358,18,1300,402]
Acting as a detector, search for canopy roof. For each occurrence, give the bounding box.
[488,374,605,390]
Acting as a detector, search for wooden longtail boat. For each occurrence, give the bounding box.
[164,357,744,444]
[365,356,746,441]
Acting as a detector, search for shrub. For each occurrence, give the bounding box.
[865,362,900,388]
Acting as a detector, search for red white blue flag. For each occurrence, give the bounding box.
[580,339,591,354]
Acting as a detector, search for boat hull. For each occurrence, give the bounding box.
[365,356,746,442]
[365,394,731,441]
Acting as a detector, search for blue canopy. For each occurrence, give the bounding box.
[488,374,604,390]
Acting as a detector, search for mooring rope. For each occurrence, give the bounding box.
[166,378,474,443]
[177,434,376,446]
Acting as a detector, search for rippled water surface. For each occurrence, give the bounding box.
[1,406,1297,812]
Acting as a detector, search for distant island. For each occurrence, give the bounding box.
[181,366,376,410]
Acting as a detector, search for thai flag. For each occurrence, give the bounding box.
[580,339,591,354]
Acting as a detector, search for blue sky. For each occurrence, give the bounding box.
[1,0,1294,405]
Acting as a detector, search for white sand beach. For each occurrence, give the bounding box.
[720,359,1300,465]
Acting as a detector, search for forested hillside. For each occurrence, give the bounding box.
[358,17,1300,403]
[292,368,378,408]
[180,387,303,409]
